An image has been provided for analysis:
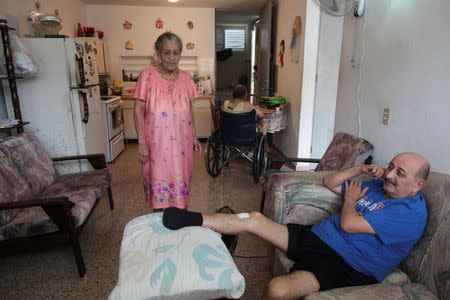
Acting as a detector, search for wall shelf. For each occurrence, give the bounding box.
[120,55,199,78]
[0,19,28,134]
[0,121,30,133]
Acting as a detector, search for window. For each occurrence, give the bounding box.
[224,29,245,49]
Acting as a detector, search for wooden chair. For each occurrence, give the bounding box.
[208,97,220,131]
[0,132,113,277]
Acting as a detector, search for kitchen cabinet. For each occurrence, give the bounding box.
[96,39,111,75]
[121,95,215,140]
[193,95,214,138]
[80,37,111,75]
[122,98,137,140]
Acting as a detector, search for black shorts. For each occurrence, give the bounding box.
[287,224,378,291]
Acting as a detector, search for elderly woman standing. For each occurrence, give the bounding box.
[133,32,200,211]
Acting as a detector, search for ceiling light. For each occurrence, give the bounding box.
[168,0,178,2]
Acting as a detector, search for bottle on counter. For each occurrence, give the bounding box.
[77,23,83,37]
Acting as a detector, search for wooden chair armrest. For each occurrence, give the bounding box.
[0,196,76,232]
[0,196,73,210]
[52,153,107,169]
[270,157,321,164]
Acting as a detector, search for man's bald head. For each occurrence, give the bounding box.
[384,153,430,199]
[396,152,430,180]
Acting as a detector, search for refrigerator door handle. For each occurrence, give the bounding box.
[75,55,86,87]
[80,91,89,124]
[70,84,98,90]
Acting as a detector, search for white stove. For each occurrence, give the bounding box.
[101,96,124,162]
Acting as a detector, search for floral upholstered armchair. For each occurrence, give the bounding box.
[273,132,374,171]
[0,132,113,277]
[261,132,374,212]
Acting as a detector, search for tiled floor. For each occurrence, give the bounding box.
[0,143,273,299]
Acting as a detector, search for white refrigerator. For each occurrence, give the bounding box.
[7,38,106,172]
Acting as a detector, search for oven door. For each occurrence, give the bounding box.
[106,100,124,139]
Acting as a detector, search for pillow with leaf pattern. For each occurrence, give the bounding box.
[109,213,245,300]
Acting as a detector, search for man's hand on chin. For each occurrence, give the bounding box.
[361,164,385,179]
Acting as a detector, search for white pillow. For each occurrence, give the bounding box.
[109,213,245,300]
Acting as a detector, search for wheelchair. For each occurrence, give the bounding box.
[205,109,268,182]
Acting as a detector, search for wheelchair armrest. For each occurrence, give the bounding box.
[256,117,264,126]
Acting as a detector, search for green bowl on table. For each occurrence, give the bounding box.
[259,96,286,109]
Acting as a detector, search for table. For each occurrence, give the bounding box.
[192,95,215,138]
[259,104,288,133]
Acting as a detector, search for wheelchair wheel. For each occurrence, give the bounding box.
[205,129,223,177]
[252,134,268,182]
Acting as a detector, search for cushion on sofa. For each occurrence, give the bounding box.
[43,168,112,199]
[0,150,34,226]
[109,213,245,300]
[265,171,334,223]
[282,183,343,225]
[0,190,97,240]
[315,132,374,171]
[0,132,57,195]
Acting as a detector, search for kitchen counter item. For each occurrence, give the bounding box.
[259,96,286,108]
[31,14,62,36]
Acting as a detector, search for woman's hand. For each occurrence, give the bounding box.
[137,142,150,165]
[193,137,201,154]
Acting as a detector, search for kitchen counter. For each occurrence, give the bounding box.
[196,94,215,100]
[192,95,215,138]
[120,94,215,100]
[120,94,216,139]
[121,95,134,100]
[121,97,137,140]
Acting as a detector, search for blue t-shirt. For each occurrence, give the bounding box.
[312,179,427,281]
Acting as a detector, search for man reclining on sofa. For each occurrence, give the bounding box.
[162,152,430,300]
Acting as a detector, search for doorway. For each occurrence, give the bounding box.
[215,9,259,107]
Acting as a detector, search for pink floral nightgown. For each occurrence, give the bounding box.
[134,66,198,209]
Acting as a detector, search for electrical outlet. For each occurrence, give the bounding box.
[382,108,390,125]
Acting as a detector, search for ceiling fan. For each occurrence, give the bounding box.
[313,0,365,17]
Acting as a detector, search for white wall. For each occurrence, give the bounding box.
[335,0,450,173]
[311,12,343,160]
[272,0,308,158]
[85,5,215,83]
[0,0,87,37]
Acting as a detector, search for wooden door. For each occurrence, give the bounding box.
[257,1,271,97]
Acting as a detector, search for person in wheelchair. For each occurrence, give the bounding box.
[222,84,263,115]
[221,84,268,137]
[205,85,269,182]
